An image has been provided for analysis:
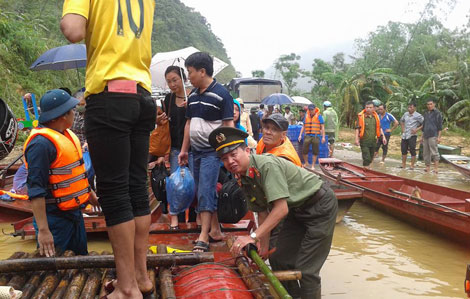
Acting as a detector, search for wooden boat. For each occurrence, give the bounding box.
[305,168,362,223]
[319,158,470,245]
[418,143,462,160]
[441,154,470,178]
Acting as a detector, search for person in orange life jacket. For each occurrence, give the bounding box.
[256,113,301,166]
[298,104,325,168]
[355,101,387,168]
[24,89,98,257]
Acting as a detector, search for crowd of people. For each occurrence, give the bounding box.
[16,1,439,298]
[355,99,443,172]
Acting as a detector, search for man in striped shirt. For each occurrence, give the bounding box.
[178,52,234,252]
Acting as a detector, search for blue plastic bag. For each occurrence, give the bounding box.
[83,151,95,181]
[166,166,195,214]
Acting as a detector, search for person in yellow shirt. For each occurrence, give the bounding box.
[61,1,156,298]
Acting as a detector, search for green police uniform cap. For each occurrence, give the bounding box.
[208,127,248,156]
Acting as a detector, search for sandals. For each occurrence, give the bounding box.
[193,240,210,252]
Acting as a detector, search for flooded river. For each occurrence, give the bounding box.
[1,148,469,298]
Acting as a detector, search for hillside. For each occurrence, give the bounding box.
[0,0,236,120]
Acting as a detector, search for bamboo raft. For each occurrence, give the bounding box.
[0,242,301,299]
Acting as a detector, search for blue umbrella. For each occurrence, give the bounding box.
[30,44,86,71]
[261,93,294,105]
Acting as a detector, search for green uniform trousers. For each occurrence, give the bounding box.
[360,140,376,166]
[269,185,338,299]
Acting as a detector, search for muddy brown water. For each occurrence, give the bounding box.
[1,148,469,298]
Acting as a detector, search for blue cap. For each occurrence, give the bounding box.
[39,89,79,124]
[308,104,316,110]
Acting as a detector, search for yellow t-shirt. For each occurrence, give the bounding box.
[62,0,155,98]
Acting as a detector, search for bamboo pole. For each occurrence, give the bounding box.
[0,253,214,273]
[0,252,26,286]
[21,271,45,299]
[147,249,157,299]
[79,251,102,299]
[158,244,176,299]
[247,248,292,299]
[259,271,302,282]
[31,269,61,299]
[226,239,273,299]
[7,251,38,290]
[63,271,87,299]
[50,252,79,299]
[98,251,114,299]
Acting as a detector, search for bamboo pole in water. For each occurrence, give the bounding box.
[226,239,274,299]
[158,244,176,299]
[0,253,214,273]
[79,251,102,299]
[0,252,26,286]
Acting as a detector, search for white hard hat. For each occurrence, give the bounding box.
[323,101,332,107]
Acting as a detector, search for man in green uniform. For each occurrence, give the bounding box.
[355,101,386,168]
[322,101,338,157]
[208,127,338,299]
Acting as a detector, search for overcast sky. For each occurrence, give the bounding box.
[180,0,470,77]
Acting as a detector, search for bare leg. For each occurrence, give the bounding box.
[134,215,153,293]
[401,155,407,168]
[170,215,179,228]
[434,160,439,173]
[195,211,211,247]
[410,156,416,169]
[302,154,309,167]
[209,213,224,241]
[107,220,142,299]
[330,144,335,157]
[312,155,317,168]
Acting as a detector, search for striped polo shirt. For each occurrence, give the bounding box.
[186,79,234,150]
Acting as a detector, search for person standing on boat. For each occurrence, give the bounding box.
[256,113,301,166]
[322,101,338,157]
[400,102,423,169]
[374,103,399,163]
[298,104,325,168]
[61,1,156,297]
[24,89,98,257]
[178,52,234,252]
[209,126,337,299]
[355,101,386,168]
[421,99,443,173]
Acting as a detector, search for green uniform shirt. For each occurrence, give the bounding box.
[240,154,323,212]
[323,108,338,133]
[361,115,378,145]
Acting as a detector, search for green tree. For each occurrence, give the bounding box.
[251,70,265,78]
[274,53,302,93]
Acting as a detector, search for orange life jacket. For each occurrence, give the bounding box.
[256,137,302,167]
[23,128,90,211]
[357,110,381,138]
[304,108,322,135]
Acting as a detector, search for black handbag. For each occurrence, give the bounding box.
[217,179,248,223]
[151,164,169,214]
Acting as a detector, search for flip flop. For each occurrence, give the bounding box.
[104,279,116,294]
[193,240,209,252]
[169,225,179,230]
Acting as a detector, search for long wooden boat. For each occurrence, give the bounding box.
[441,154,470,178]
[305,167,362,223]
[318,158,470,245]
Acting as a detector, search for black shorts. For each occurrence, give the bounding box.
[325,132,335,144]
[401,136,417,156]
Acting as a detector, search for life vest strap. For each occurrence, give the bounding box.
[45,186,91,205]
[49,173,88,190]
[49,158,84,175]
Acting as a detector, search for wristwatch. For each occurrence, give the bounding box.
[250,232,259,242]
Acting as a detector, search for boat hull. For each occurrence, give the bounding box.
[442,154,470,178]
[319,158,470,245]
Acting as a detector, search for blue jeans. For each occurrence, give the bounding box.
[170,147,194,175]
[192,150,219,213]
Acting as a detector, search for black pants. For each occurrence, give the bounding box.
[269,185,338,299]
[375,134,391,157]
[401,136,417,156]
[85,88,156,226]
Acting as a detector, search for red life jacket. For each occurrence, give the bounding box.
[23,128,90,211]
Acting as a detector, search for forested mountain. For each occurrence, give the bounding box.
[0,0,236,118]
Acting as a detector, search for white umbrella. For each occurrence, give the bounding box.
[150,46,228,91]
[291,96,312,105]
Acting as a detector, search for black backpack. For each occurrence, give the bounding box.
[151,164,169,214]
[217,179,248,223]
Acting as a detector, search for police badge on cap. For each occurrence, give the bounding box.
[208,127,248,156]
